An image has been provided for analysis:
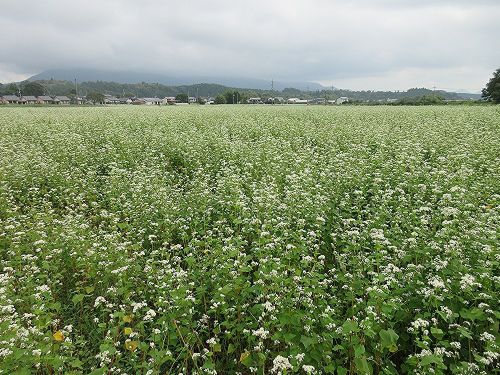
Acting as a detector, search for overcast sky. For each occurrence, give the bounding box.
[1,0,499,91]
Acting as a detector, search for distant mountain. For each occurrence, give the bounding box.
[28,68,325,91]
[454,92,482,100]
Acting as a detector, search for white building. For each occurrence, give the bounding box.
[336,97,349,105]
[143,97,162,105]
[247,97,262,104]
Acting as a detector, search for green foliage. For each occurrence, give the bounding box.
[175,93,188,103]
[86,92,105,104]
[223,90,243,104]
[21,82,46,96]
[395,94,445,105]
[2,83,19,95]
[0,106,498,374]
[482,67,500,103]
[214,94,226,104]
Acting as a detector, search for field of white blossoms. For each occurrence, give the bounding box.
[0,105,498,375]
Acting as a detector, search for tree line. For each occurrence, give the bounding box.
[2,68,499,103]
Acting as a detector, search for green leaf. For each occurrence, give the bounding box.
[342,320,359,334]
[88,368,107,375]
[240,351,253,367]
[420,354,442,366]
[354,357,372,374]
[283,333,296,342]
[227,343,235,354]
[203,359,215,369]
[324,364,336,373]
[380,329,399,352]
[430,327,443,339]
[72,294,85,305]
[300,335,316,348]
[70,359,83,368]
[354,344,366,358]
[213,343,221,352]
[337,366,348,375]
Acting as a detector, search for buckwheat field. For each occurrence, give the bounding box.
[0,105,498,375]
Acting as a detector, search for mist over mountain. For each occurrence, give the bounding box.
[28,69,325,91]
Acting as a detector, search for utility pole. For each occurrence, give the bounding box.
[271,79,274,104]
[74,78,78,104]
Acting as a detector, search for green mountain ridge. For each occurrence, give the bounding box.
[0,79,482,101]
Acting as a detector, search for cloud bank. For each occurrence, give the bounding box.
[1,0,499,91]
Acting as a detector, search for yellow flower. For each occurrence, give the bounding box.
[53,331,64,342]
[123,315,133,323]
[124,327,133,335]
[124,340,138,352]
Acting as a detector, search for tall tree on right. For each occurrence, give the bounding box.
[482,68,500,103]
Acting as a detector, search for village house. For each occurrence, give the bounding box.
[287,98,308,104]
[132,98,146,105]
[336,97,349,105]
[104,95,120,104]
[22,96,38,104]
[143,97,162,105]
[247,97,262,104]
[2,95,19,104]
[53,96,70,105]
[37,95,54,104]
[119,97,133,104]
[163,97,176,105]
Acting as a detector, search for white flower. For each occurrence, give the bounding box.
[271,355,292,374]
[252,327,270,339]
[143,309,157,321]
[411,318,429,330]
[480,332,495,342]
[450,342,461,350]
[295,353,305,362]
[460,274,480,290]
[302,365,316,374]
[94,296,106,307]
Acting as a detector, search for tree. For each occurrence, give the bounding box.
[214,94,226,104]
[482,68,500,103]
[223,90,242,104]
[5,83,18,95]
[87,92,105,105]
[21,82,46,96]
[175,93,188,103]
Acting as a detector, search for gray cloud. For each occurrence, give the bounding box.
[1,0,499,90]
